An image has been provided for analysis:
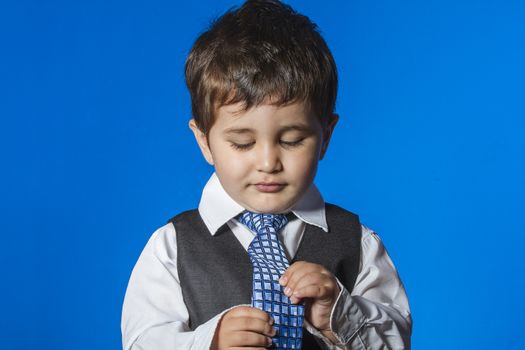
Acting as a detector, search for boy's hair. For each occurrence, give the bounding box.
[185,0,338,135]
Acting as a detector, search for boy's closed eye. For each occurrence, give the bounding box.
[229,138,305,151]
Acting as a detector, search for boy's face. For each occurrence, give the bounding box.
[190,101,338,214]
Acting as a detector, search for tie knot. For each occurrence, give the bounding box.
[238,211,289,234]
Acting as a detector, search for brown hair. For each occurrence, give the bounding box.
[185,0,338,135]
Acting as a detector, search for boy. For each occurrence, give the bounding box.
[121,0,412,349]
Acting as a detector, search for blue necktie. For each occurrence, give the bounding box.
[238,211,305,349]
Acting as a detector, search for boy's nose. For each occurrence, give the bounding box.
[256,144,283,173]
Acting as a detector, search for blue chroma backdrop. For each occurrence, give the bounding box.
[1,0,523,349]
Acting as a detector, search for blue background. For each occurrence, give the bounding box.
[1,0,524,349]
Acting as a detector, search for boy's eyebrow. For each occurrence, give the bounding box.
[223,127,254,135]
[223,124,312,135]
[280,124,312,133]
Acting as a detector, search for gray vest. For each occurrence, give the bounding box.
[169,203,362,349]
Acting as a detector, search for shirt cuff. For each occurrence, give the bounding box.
[329,279,366,345]
[304,279,366,348]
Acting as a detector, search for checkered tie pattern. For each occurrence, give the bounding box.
[238,211,305,349]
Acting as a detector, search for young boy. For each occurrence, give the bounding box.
[121,1,411,349]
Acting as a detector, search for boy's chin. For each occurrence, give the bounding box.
[241,198,296,214]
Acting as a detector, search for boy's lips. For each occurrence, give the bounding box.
[254,182,286,193]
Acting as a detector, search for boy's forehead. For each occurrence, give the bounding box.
[215,100,313,125]
[218,97,310,113]
[210,103,320,136]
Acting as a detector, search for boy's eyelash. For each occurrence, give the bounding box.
[229,139,304,150]
[230,142,255,150]
[280,139,304,147]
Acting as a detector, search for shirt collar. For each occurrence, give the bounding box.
[198,172,329,235]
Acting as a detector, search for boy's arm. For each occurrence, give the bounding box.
[285,225,412,350]
[121,224,225,350]
[316,226,412,349]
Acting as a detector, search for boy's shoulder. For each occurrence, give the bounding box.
[324,202,360,221]
[166,208,200,225]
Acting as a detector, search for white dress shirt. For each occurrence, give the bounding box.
[121,173,412,350]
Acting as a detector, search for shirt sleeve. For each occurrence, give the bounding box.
[121,224,226,350]
[305,225,412,349]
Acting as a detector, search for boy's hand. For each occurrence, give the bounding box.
[279,262,341,341]
[211,306,276,350]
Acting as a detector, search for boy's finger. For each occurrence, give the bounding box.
[226,316,277,337]
[283,268,330,295]
[228,330,273,348]
[280,261,321,286]
[280,261,309,282]
[293,276,340,304]
[291,272,330,292]
[290,284,328,303]
[286,272,337,303]
[227,306,273,323]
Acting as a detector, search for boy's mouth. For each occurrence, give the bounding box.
[254,182,286,193]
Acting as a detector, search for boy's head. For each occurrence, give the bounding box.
[187,0,339,214]
[185,0,338,135]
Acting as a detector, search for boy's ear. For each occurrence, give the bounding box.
[189,119,215,166]
[319,113,339,160]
